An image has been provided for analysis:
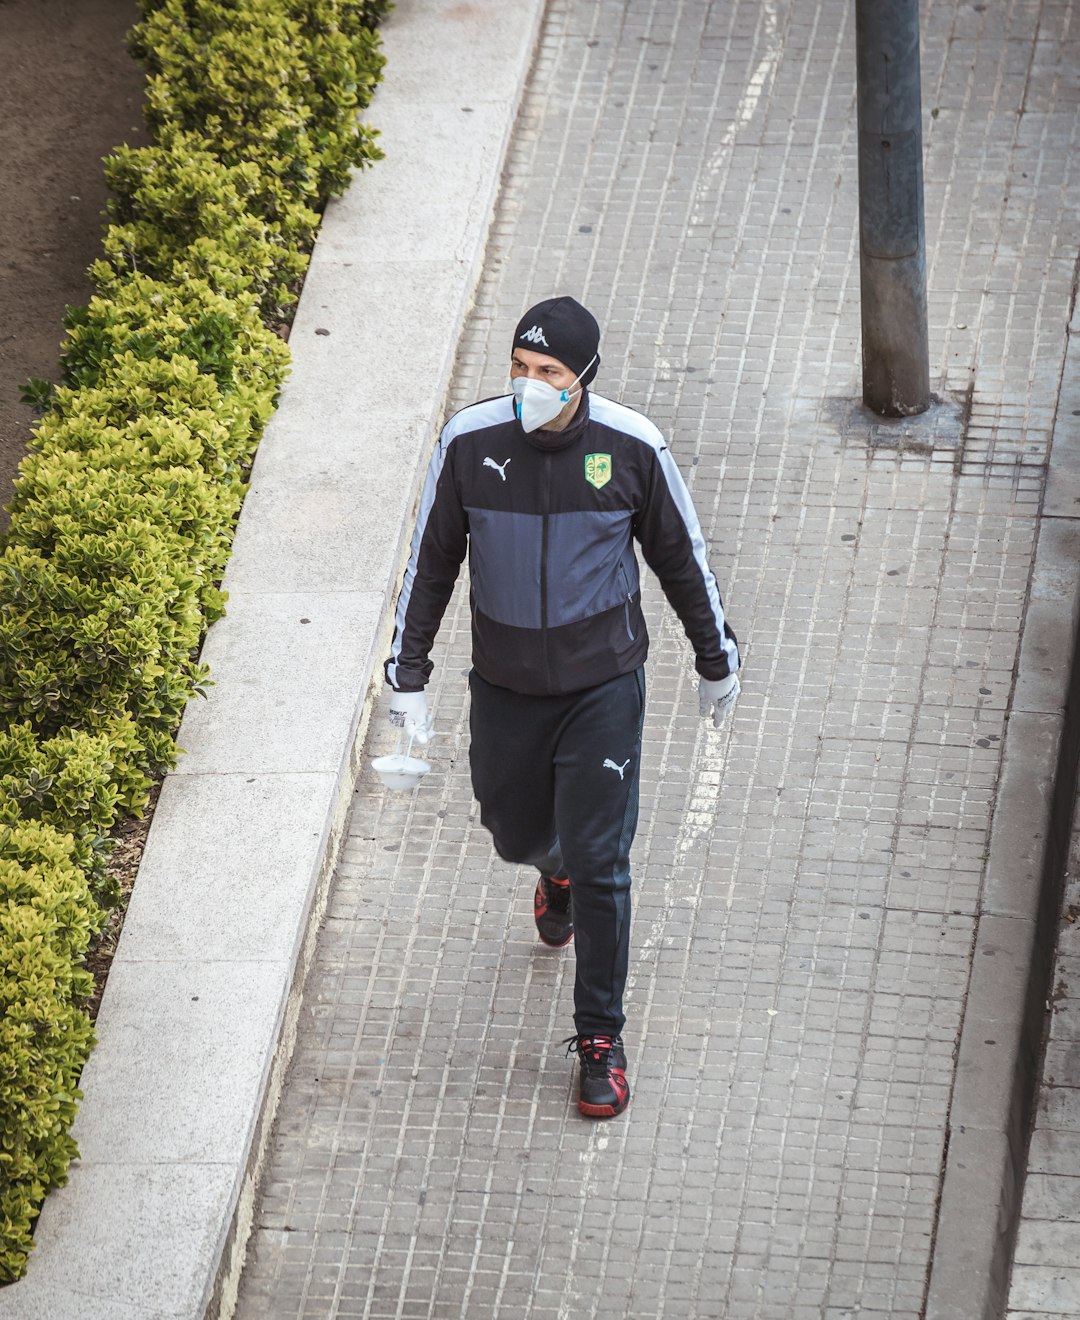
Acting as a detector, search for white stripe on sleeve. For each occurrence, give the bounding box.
[386,396,514,688]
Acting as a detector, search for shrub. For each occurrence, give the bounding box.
[57,274,286,397]
[0,722,138,906]
[0,0,388,1282]
[131,0,388,207]
[0,823,102,1284]
[94,138,313,319]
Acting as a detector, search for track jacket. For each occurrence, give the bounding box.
[385,390,739,697]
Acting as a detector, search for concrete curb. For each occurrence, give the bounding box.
[0,2,548,1316]
[925,309,1080,1318]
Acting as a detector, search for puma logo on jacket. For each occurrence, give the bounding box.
[483,456,512,481]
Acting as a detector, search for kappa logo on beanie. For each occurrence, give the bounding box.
[513,296,601,386]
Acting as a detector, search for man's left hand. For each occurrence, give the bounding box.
[699,673,740,728]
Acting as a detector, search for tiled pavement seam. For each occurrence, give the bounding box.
[0,3,545,1318]
[233,2,1080,1318]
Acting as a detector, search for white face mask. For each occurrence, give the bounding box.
[511,355,596,433]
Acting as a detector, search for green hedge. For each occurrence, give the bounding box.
[0,0,390,1281]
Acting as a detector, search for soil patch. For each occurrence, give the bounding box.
[84,785,160,1022]
[0,0,151,1012]
[0,0,149,535]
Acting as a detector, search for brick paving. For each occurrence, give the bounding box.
[235,1,1080,1316]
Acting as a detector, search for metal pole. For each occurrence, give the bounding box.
[855,0,930,416]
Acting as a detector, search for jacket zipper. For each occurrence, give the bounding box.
[541,452,551,686]
[620,564,635,640]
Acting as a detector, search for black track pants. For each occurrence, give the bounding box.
[468,667,646,1037]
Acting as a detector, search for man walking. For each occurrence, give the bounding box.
[385,296,740,1119]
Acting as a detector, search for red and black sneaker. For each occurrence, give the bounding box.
[534,874,573,947]
[566,1034,631,1119]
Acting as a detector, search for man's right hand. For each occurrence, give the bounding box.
[388,690,433,744]
[698,673,740,728]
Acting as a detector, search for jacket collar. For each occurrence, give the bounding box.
[519,390,591,452]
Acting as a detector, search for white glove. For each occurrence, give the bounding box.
[699,673,740,728]
[388,689,432,745]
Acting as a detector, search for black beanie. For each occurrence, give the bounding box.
[513,296,601,386]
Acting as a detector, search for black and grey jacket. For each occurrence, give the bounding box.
[385,390,739,697]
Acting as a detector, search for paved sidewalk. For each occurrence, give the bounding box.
[235,1,1080,1317]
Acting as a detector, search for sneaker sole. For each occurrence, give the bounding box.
[578,1094,630,1119]
[537,928,574,949]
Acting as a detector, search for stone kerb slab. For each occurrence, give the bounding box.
[0,1,547,1316]
[926,332,1080,1320]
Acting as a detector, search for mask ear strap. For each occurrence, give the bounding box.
[564,353,598,399]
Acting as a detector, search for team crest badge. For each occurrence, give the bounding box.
[585,453,612,489]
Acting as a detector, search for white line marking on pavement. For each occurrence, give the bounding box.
[691,0,781,225]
